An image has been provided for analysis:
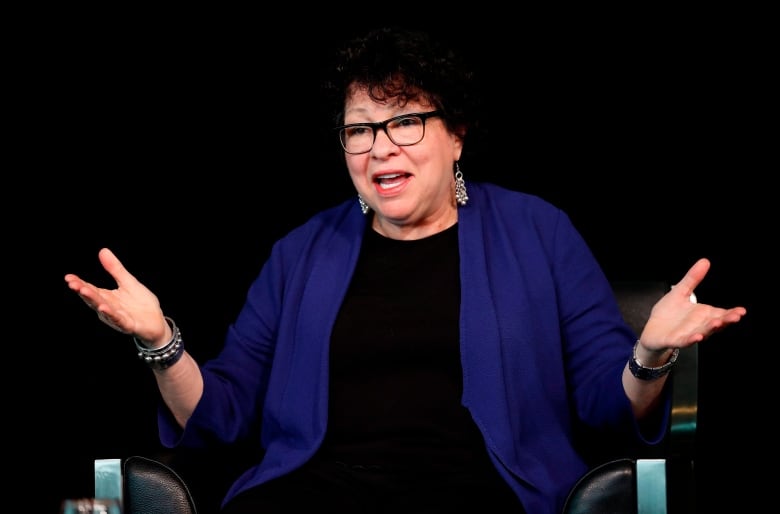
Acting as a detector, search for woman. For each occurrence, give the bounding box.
[64,26,746,513]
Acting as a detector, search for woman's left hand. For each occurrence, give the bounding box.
[639,257,747,351]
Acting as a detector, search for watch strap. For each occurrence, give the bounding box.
[628,340,679,380]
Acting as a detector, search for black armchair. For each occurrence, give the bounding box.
[94,280,696,514]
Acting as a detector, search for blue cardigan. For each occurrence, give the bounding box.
[159,181,670,513]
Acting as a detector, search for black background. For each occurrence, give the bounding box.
[15,6,766,512]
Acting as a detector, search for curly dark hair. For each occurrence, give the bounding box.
[322,26,482,142]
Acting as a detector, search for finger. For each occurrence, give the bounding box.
[98,248,139,288]
[723,306,748,322]
[64,275,101,308]
[63,273,83,291]
[674,257,710,297]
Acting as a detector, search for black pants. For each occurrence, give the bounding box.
[221,459,524,513]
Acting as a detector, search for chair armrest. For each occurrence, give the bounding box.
[562,458,636,513]
[122,455,197,514]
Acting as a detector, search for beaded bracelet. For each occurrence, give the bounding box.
[133,316,184,370]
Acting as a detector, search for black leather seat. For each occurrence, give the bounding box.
[96,280,695,514]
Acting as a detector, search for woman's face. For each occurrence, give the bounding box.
[343,88,463,240]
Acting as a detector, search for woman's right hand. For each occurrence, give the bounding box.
[64,248,171,348]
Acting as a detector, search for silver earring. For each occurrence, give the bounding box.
[358,195,370,215]
[454,162,469,206]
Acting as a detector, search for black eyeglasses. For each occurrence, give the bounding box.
[335,111,442,154]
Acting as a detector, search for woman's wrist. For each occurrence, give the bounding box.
[634,341,675,367]
[628,340,679,380]
[133,316,184,370]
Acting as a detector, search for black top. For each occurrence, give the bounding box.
[325,223,480,468]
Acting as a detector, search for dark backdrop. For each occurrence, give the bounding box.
[22,8,765,512]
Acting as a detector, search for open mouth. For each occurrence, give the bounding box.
[374,173,411,190]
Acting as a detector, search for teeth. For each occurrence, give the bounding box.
[375,173,405,190]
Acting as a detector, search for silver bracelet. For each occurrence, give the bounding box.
[133,316,184,370]
[628,339,679,380]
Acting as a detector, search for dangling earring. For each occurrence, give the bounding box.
[358,195,370,215]
[454,161,469,206]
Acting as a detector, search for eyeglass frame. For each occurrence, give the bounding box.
[335,110,443,154]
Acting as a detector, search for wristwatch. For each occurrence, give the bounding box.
[628,340,680,380]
